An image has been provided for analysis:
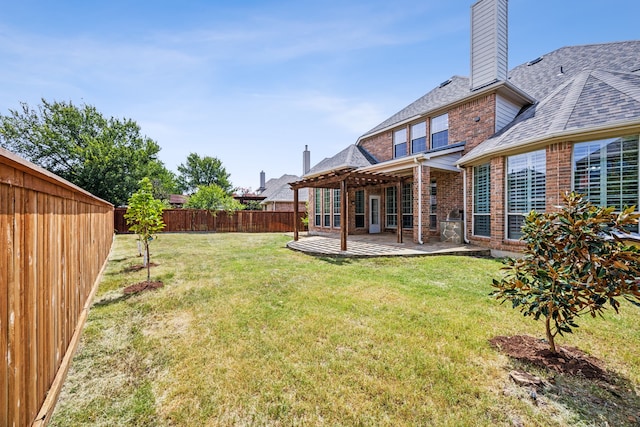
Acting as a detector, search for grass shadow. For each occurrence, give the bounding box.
[92,292,135,307]
[504,357,640,426]
[315,256,354,265]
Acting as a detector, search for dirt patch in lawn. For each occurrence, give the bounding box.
[123,281,164,295]
[490,335,608,381]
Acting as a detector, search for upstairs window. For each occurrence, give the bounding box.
[431,113,449,149]
[394,128,407,158]
[411,121,427,153]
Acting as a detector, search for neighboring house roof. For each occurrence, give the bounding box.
[259,174,308,204]
[305,144,377,177]
[169,194,188,205]
[461,69,640,164]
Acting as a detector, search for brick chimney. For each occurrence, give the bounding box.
[470,0,508,91]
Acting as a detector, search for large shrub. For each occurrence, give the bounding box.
[491,192,640,353]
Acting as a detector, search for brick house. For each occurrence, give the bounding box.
[291,0,640,256]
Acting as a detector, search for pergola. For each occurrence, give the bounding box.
[290,169,406,251]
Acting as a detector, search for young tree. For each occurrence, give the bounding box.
[184,184,244,212]
[177,152,232,194]
[0,99,176,206]
[492,192,640,353]
[125,178,166,283]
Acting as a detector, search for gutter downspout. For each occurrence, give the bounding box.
[460,166,470,244]
[414,157,424,244]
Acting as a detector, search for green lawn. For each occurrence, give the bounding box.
[51,233,640,426]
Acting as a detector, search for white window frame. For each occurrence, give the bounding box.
[394,128,407,158]
[314,188,321,227]
[473,163,491,237]
[430,113,449,149]
[410,121,427,154]
[506,150,546,240]
[573,135,639,232]
[333,188,341,228]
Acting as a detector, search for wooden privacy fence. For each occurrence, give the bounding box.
[0,148,114,427]
[114,208,307,233]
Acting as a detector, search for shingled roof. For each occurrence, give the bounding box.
[360,41,640,153]
[460,51,640,164]
[259,174,308,203]
[304,144,377,178]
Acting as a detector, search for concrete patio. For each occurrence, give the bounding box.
[287,232,492,258]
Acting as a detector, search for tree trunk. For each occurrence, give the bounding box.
[545,316,557,353]
[145,240,151,283]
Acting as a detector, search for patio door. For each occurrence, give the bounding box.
[369,195,380,233]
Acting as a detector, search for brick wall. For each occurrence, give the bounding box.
[466,141,576,254]
[360,131,393,162]
[449,94,496,154]
[262,201,307,212]
[546,142,573,211]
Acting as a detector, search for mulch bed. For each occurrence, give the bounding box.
[489,335,609,381]
[123,281,164,295]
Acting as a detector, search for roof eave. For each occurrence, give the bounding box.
[360,144,466,174]
[356,81,535,145]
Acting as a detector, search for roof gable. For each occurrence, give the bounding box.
[259,173,308,203]
[459,68,640,164]
[305,144,376,177]
[359,41,640,145]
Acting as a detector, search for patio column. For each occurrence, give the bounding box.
[396,181,403,243]
[340,179,348,251]
[293,187,299,241]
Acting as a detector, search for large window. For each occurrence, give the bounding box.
[411,121,427,154]
[430,180,437,229]
[386,184,413,229]
[473,163,491,237]
[333,189,341,228]
[506,150,546,240]
[402,183,413,228]
[431,113,449,149]
[314,189,321,226]
[394,128,407,158]
[355,190,365,228]
[323,188,331,227]
[573,136,639,228]
[386,187,397,228]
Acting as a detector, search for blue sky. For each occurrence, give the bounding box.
[1,0,639,191]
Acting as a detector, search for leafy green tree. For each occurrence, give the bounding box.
[177,152,232,195]
[185,184,244,212]
[125,178,166,283]
[492,192,640,353]
[0,99,176,206]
